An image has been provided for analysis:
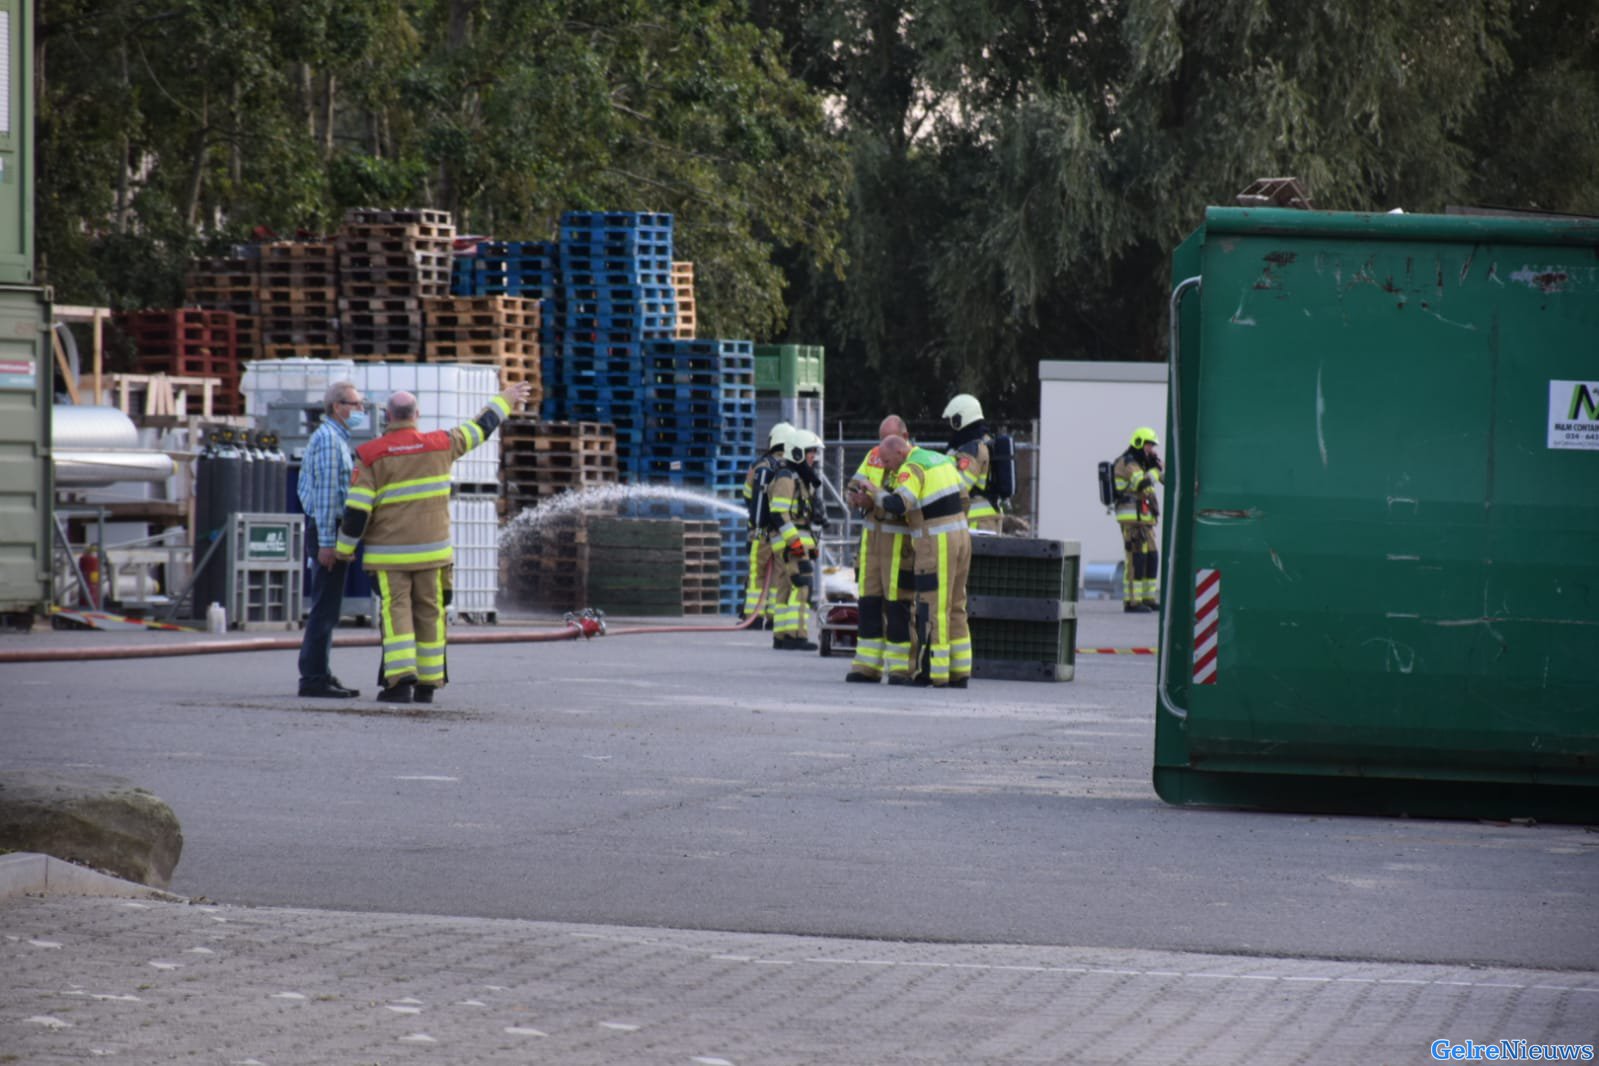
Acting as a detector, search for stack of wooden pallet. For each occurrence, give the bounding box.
[114,308,244,415]
[671,261,696,339]
[337,208,454,358]
[499,420,618,519]
[183,255,259,360]
[503,509,589,613]
[257,241,339,359]
[424,295,542,402]
[681,520,722,615]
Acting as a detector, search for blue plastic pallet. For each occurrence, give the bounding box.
[642,358,715,374]
[559,228,672,246]
[560,210,673,230]
[645,423,719,441]
[559,253,672,270]
[559,313,676,333]
[481,239,558,258]
[563,270,671,288]
[565,341,639,360]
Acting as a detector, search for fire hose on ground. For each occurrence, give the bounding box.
[0,564,775,665]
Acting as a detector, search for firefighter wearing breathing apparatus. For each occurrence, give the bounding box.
[1112,426,1163,612]
[843,414,918,684]
[871,434,973,687]
[742,421,793,627]
[766,426,822,650]
[941,394,1003,533]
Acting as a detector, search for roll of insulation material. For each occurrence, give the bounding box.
[54,449,176,486]
[53,405,142,450]
[53,405,174,486]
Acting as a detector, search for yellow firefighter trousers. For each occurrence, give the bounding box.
[889,528,971,685]
[374,568,447,690]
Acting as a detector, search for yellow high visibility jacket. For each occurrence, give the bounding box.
[883,447,966,537]
[851,446,911,533]
[1112,449,1162,525]
[948,436,998,524]
[335,395,511,570]
[767,464,816,553]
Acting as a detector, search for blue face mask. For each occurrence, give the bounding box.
[345,410,369,432]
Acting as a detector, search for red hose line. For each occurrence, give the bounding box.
[1,555,777,663]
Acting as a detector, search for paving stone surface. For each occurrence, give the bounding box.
[4,895,1596,1065]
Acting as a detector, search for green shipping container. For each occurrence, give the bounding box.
[1155,208,1599,821]
[0,285,50,623]
[0,0,35,284]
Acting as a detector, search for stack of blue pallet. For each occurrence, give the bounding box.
[547,212,677,471]
[450,240,560,299]
[638,338,757,612]
[452,211,765,613]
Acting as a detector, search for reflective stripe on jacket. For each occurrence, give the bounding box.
[1112,450,1162,525]
[852,446,911,533]
[949,437,998,522]
[335,395,510,570]
[890,447,965,536]
[767,467,815,548]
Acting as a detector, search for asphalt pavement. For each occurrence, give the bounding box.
[2,599,1596,1065]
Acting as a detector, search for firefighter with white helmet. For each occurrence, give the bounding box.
[941,393,1002,533]
[1112,426,1163,611]
[766,426,822,650]
[742,420,793,626]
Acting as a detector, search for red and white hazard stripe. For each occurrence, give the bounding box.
[1192,569,1220,685]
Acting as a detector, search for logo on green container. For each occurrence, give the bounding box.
[246,524,291,561]
[1549,380,1599,451]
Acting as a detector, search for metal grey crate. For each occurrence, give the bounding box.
[224,512,304,631]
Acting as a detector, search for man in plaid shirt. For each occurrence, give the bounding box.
[296,380,364,698]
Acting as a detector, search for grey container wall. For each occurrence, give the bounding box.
[968,537,1080,682]
[0,285,50,622]
[0,0,35,285]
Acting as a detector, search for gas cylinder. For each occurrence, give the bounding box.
[78,546,103,608]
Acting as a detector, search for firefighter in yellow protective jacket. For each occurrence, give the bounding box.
[1112,426,1163,612]
[843,414,916,683]
[766,427,822,651]
[336,382,531,702]
[871,435,972,687]
[941,393,1002,532]
[741,421,792,628]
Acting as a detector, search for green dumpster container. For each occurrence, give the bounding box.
[1155,207,1599,821]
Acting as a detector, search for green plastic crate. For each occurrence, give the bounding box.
[753,344,825,396]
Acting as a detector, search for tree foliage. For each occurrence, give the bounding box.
[34,0,848,340]
[34,1,1599,425]
[758,0,1599,425]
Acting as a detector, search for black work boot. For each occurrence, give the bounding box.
[412,685,434,704]
[1124,602,1153,614]
[376,681,413,704]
